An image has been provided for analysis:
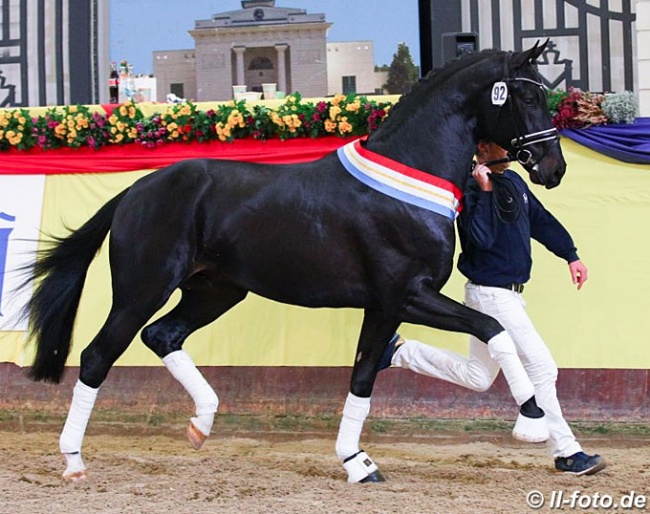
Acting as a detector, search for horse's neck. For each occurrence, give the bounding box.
[367,57,503,192]
[367,108,477,192]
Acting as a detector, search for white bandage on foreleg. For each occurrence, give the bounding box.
[163,350,219,436]
[335,393,370,460]
[59,379,99,454]
[487,331,535,405]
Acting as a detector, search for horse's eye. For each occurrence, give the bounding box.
[522,97,536,108]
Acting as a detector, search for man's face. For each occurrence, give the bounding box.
[478,142,509,173]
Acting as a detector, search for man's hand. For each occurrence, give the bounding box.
[569,260,588,290]
[472,163,493,192]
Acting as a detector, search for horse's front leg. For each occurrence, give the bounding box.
[335,310,399,483]
[401,283,536,406]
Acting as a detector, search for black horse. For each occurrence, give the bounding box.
[24,41,565,482]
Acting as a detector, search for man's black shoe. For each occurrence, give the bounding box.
[554,452,606,476]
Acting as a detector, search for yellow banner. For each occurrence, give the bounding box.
[4,138,649,369]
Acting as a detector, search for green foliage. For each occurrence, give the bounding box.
[546,89,570,117]
[0,86,639,152]
[384,42,419,94]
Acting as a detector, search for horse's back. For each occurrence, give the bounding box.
[110,152,456,310]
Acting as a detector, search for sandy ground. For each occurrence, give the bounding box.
[0,416,648,514]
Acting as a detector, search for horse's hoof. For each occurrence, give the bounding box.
[512,412,549,443]
[62,469,88,482]
[187,421,208,450]
[343,450,382,483]
[360,470,385,483]
[62,452,87,482]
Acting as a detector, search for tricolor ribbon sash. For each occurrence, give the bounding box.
[337,139,462,220]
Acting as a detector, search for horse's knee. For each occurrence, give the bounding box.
[141,323,158,351]
[141,322,184,357]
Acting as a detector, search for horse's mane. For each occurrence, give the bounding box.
[424,49,503,85]
[392,49,504,112]
[367,49,509,140]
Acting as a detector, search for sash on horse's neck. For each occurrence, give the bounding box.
[337,138,462,220]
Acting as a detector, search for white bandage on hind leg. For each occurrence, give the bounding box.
[487,331,535,405]
[60,379,99,454]
[163,350,219,436]
[335,392,370,460]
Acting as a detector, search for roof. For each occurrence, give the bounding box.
[195,1,326,29]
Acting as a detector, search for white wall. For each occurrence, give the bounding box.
[326,41,377,95]
[637,0,650,116]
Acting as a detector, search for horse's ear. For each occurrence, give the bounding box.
[511,39,549,69]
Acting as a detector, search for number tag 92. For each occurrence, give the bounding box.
[491,81,508,106]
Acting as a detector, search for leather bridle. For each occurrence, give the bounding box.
[494,72,560,170]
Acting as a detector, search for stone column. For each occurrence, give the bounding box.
[275,44,288,93]
[233,46,246,86]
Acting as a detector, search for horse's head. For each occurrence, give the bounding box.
[477,41,566,189]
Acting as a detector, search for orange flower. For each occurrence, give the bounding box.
[329,105,342,120]
[337,117,352,134]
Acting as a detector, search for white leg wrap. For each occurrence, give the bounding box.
[487,331,535,406]
[163,350,219,436]
[60,379,99,454]
[335,393,370,461]
[342,451,379,483]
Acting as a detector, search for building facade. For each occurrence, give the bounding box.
[638,0,650,114]
[159,1,331,102]
[0,0,110,107]
[153,1,383,102]
[421,0,648,115]
[326,41,386,95]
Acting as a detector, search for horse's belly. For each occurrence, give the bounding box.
[216,236,453,310]
[221,256,370,309]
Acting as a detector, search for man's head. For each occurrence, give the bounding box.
[476,140,510,174]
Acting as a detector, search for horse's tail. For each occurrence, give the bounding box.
[25,189,130,383]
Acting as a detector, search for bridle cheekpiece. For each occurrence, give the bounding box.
[492,72,560,169]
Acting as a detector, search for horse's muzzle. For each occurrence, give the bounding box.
[528,160,566,189]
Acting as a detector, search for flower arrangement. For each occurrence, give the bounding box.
[601,91,637,124]
[0,89,637,152]
[550,88,637,129]
[0,108,32,150]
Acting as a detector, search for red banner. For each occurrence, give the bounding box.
[0,136,357,175]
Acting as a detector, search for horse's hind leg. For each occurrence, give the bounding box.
[141,277,248,450]
[60,305,160,481]
[336,310,399,483]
